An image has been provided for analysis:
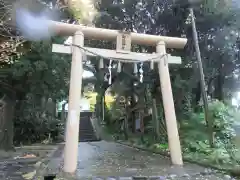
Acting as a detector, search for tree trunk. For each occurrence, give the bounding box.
[140,111,145,143]
[41,97,46,109]
[0,95,15,151]
[130,96,136,132]
[193,81,201,112]
[61,103,67,122]
[214,73,224,101]
[95,91,104,123]
[124,102,128,140]
[130,81,136,133]
[152,98,160,139]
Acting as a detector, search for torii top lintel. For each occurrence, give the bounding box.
[49,21,187,49]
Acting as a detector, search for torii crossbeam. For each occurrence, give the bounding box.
[49,20,187,174]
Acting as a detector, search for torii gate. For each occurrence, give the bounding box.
[49,20,187,173]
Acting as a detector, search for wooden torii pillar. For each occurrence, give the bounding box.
[49,20,187,173]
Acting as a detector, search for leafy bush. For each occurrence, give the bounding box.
[14,97,64,145]
[181,100,238,165]
[209,100,236,143]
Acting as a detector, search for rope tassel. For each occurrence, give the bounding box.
[139,62,144,83]
[134,63,138,74]
[117,61,122,73]
[99,58,104,69]
[108,59,113,85]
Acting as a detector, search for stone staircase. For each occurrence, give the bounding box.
[79,112,101,142]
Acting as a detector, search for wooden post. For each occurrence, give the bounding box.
[61,103,67,122]
[157,41,183,165]
[190,8,213,147]
[63,31,84,173]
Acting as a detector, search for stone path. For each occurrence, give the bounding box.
[0,159,37,180]
[53,141,236,180]
[0,145,56,180]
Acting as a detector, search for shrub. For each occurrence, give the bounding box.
[181,100,238,165]
[14,98,64,145]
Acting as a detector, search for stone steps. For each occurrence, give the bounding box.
[79,115,101,142]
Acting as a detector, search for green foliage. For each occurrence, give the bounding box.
[107,100,125,122]
[14,95,64,145]
[181,100,238,165]
[106,99,240,167]
[209,100,236,141]
[2,39,70,145]
[11,41,70,99]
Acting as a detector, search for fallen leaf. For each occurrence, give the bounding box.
[22,170,36,180]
